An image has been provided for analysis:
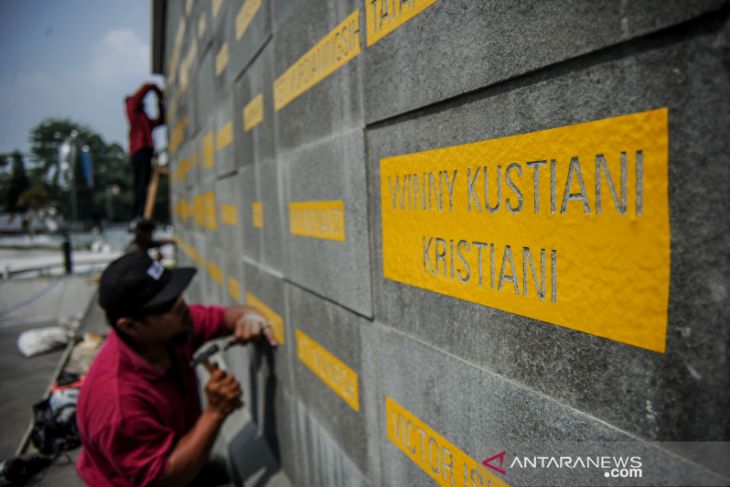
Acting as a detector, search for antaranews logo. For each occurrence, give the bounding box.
[483,451,643,480]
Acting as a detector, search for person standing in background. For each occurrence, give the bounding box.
[126,83,165,226]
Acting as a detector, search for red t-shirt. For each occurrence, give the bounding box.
[126,83,163,156]
[75,305,227,487]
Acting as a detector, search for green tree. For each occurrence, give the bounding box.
[28,118,146,223]
[6,150,29,213]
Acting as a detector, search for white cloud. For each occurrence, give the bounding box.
[90,29,149,81]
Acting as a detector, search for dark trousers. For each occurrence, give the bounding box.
[131,148,153,219]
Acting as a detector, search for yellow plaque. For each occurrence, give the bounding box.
[212,0,223,18]
[380,108,669,352]
[215,42,228,76]
[366,0,437,46]
[386,396,509,487]
[202,131,215,169]
[246,292,286,345]
[236,0,261,40]
[289,200,346,241]
[207,262,223,286]
[252,201,264,228]
[274,9,361,111]
[198,14,207,38]
[243,94,264,132]
[220,203,239,225]
[296,329,359,411]
[203,192,217,231]
[216,121,233,150]
[228,277,242,303]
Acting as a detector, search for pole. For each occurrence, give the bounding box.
[61,231,73,274]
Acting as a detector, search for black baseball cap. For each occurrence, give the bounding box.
[99,251,196,318]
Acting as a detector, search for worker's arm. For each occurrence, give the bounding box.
[151,367,241,487]
[224,305,278,347]
[127,83,159,113]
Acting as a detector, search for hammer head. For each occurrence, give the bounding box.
[190,343,220,368]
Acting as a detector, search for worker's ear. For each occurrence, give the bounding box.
[116,317,141,337]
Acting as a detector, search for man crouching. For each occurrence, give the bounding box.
[75,251,276,486]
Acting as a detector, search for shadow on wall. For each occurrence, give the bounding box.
[229,342,281,486]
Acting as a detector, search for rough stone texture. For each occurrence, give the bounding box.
[286,284,371,479]
[272,0,364,152]
[215,172,244,254]
[195,47,216,141]
[280,128,372,317]
[162,3,730,486]
[363,322,729,486]
[227,0,272,81]
[233,44,276,169]
[367,14,730,443]
[234,45,285,272]
[364,0,728,123]
[214,92,236,178]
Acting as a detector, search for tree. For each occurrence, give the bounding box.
[6,150,30,214]
[28,118,145,223]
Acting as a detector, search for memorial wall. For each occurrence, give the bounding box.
[158,0,730,485]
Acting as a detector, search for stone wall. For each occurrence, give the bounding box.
[161,1,730,485]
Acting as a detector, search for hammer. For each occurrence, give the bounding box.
[190,340,243,408]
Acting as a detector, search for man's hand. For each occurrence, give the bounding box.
[204,366,242,417]
[227,307,278,347]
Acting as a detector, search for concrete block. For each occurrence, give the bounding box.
[363,0,727,123]
[290,397,369,487]
[362,323,730,486]
[286,284,370,478]
[228,0,272,80]
[281,128,372,317]
[215,173,244,255]
[367,15,730,442]
[272,0,364,151]
[270,0,303,34]
[233,44,276,169]
[202,242,226,306]
[238,161,286,273]
[195,48,216,138]
[214,94,236,178]
[211,4,234,103]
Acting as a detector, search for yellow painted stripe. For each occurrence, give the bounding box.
[220,203,239,225]
[246,292,286,345]
[243,93,264,132]
[203,192,217,231]
[208,262,223,286]
[252,201,264,228]
[381,108,670,352]
[212,0,223,18]
[215,42,229,76]
[216,121,233,151]
[236,0,261,40]
[289,200,345,241]
[228,277,242,302]
[274,9,361,111]
[198,13,207,38]
[386,396,509,487]
[193,194,205,228]
[202,131,215,169]
[366,0,437,46]
[296,329,358,411]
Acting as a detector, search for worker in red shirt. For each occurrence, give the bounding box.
[126,83,165,223]
[75,252,277,486]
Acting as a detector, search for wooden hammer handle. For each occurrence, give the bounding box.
[202,360,244,409]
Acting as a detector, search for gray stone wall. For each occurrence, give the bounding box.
[164,1,730,485]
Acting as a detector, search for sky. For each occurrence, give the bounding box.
[0,0,164,155]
